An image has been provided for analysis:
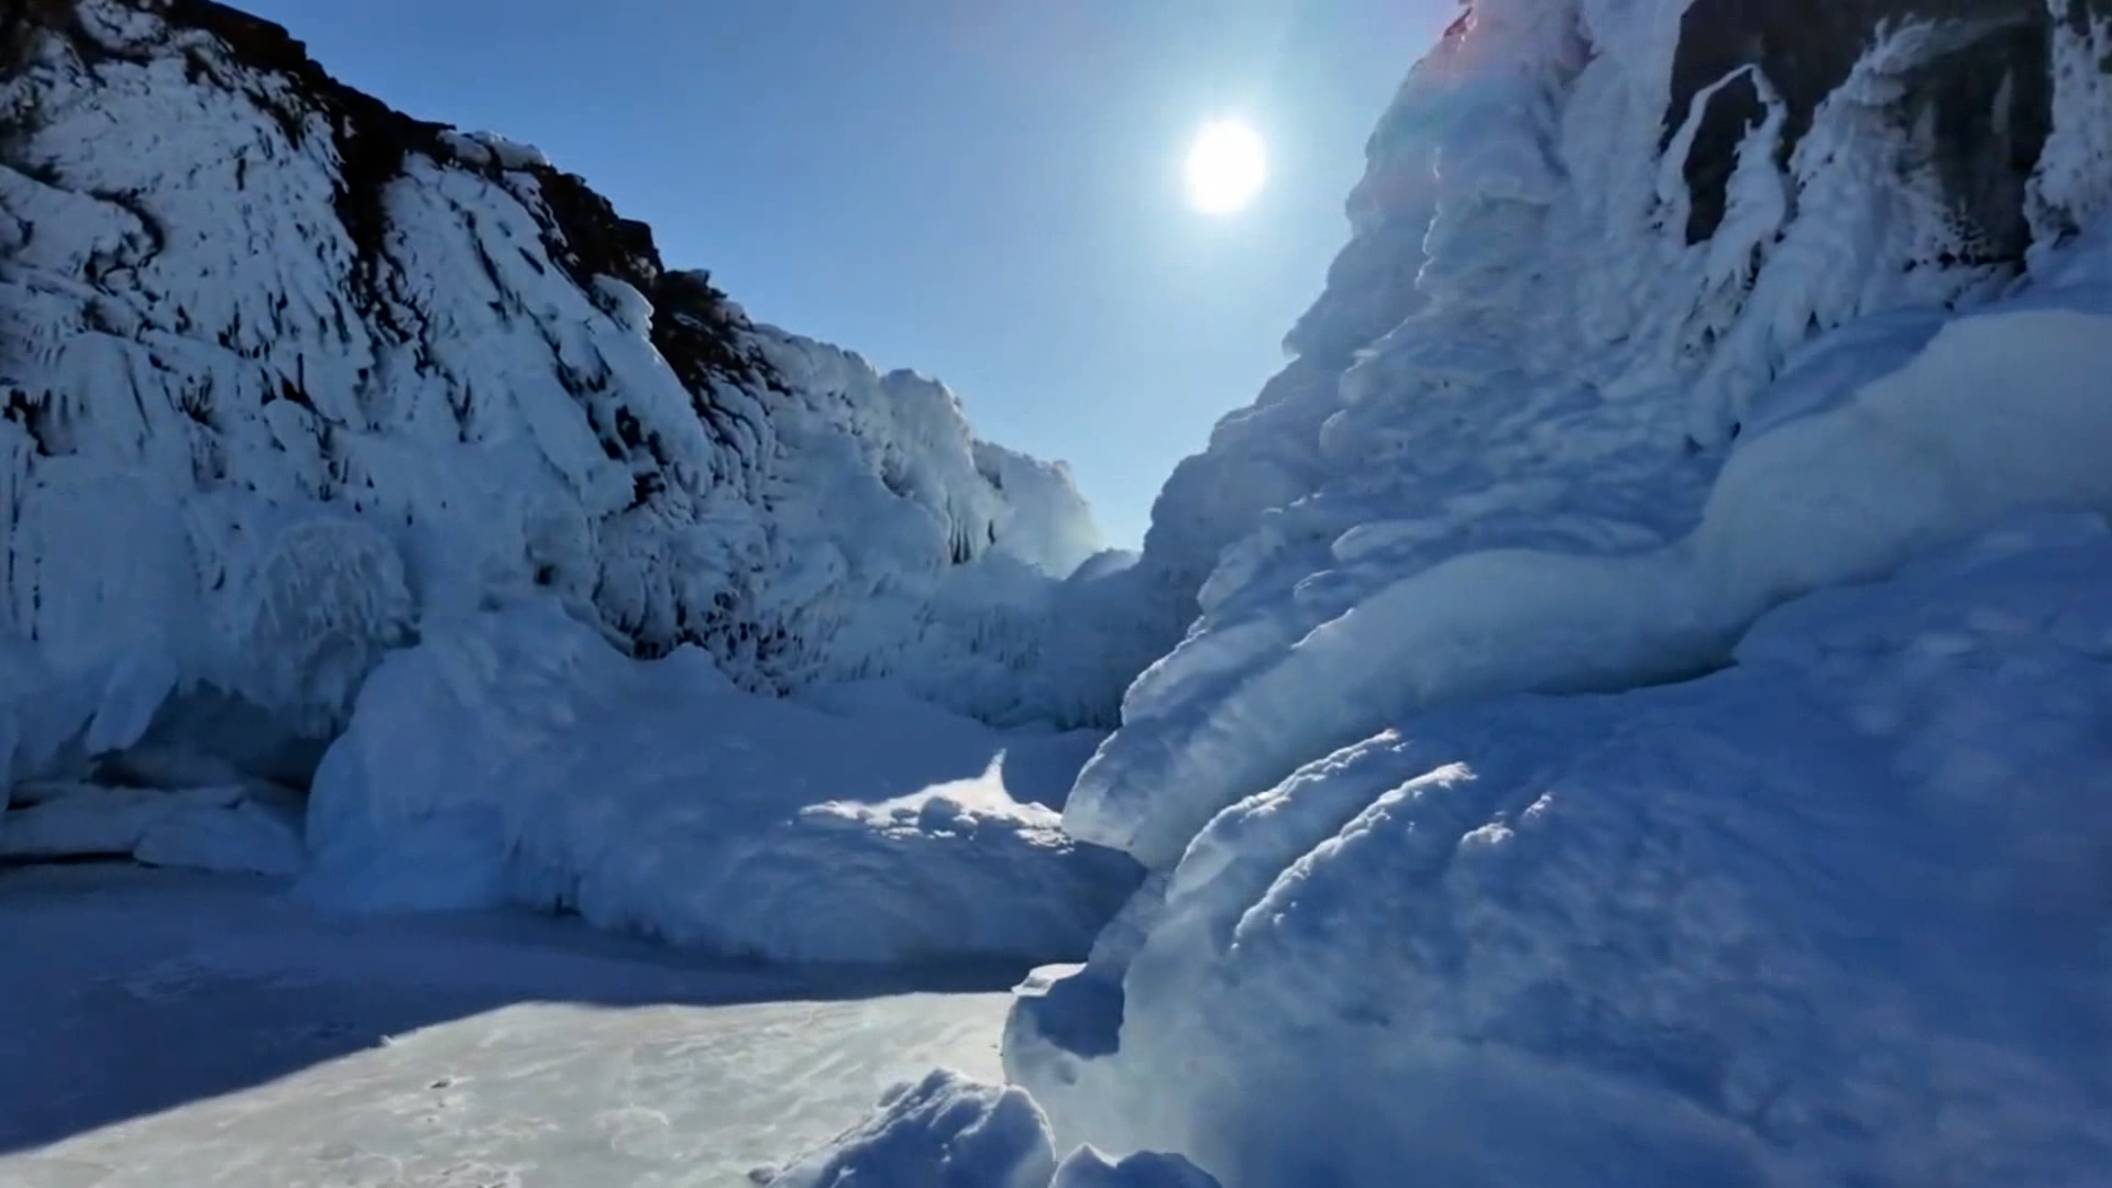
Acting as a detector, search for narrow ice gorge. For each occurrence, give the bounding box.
[5,0,2112,1185]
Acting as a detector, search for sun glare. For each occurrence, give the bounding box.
[1185,119,1266,215]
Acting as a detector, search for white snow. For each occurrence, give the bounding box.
[301,599,1138,963]
[987,7,2112,1180]
[1065,0,2112,866]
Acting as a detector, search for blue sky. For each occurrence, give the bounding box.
[239,1,1451,546]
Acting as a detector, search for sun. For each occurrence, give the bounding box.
[1184,119,1266,215]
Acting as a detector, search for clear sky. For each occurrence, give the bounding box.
[236,0,1452,547]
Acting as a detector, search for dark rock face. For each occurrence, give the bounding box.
[1669,0,2102,252]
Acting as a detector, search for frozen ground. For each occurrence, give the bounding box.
[0,865,1016,1188]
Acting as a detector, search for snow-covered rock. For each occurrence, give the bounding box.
[1015,516,2112,1187]
[770,1070,1057,1188]
[0,0,1125,796]
[300,599,1139,963]
[1070,0,2112,867]
[771,1069,1219,1188]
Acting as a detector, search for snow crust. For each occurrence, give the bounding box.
[301,599,1139,963]
[1016,515,2112,1186]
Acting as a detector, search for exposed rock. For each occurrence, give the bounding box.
[1668,0,2102,249]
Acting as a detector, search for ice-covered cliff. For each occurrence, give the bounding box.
[0,0,1116,789]
[1070,0,2112,864]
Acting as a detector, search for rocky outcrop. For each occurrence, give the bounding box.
[1668,0,2108,250]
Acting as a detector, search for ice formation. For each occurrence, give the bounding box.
[1014,515,2112,1185]
[301,599,1138,963]
[0,0,1152,966]
[0,0,1122,805]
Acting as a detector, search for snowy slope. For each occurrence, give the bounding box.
[0,0,1118,796]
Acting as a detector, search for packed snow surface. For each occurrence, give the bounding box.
[0,865,1018,1188]
[301,599,1139,964]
